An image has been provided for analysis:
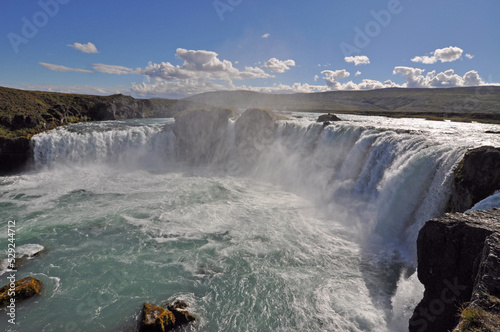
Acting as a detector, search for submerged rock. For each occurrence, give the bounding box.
[140,301,196,332]
[0,276,42,307]
[447,146,500,212]
[409,209,500,332]
[0,244,45,276]
[316,113,341,122]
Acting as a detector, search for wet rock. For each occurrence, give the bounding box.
[316,113,341,122]
[0,244,45,276]
[140,301,196,332]
[447,146,500,212]
[409,209,500,332]
[173,108,234,163]
[0,276,42,307]
[232,108,279,170]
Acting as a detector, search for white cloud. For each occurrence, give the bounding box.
[68,42,99,54]
[261,33,270,39]
[39,62,93,73]
[321,69,350,89]
[465,54,475,59]
[355,71,362,76]
[138,48,273,85]
[344,55,370,66]
[411,46,464,64]
[93,64,139,75]
[314,75,319,82]
[393,66,485,88]
[262,58,296,73]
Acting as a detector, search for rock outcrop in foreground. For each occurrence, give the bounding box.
[410,209,500,332]
[140,301,196,331]
[447,146,500,212]
[0,276,42,307]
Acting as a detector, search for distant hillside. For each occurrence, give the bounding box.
[186,87,500,123]
[0,86,205,140]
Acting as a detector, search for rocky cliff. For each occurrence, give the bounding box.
[410,209,500,332]
[447,146,500,212]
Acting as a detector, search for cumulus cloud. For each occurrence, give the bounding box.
[261,33,270,39]
[465,54,475,59]
[93,64,139,75]
[411,46,464,64]
[344,55,370,66]
[139,48,273,82]
[321,69,350,89]
[393,66,485,88]
[262,58,296,73]
[130,49,286,97]
[355,71,362,76]
[68,42,99,54]
[39,62,93,73]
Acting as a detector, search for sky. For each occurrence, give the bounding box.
[1,0,499,99]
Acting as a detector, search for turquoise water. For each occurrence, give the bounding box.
[1,115,499,331]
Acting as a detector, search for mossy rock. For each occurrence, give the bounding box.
[141,301,196,332]
[0,276,42,307]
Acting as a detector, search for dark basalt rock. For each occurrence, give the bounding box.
[140,301,196,332]
[0,137,31,174]
[447,146,500,212]
[0,276,42,307]
[409,209,500,332]
[316,113,341,122]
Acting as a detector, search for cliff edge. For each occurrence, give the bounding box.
[447,146,500,212]
[410,209,500,332]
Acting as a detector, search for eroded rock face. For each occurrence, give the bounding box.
[447,146,500,212]
[140,301,196,332]
[410,209,500,332]
[173,108,234,163]
[0,276,42,307]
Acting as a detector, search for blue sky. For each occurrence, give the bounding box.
[1,0,499,98]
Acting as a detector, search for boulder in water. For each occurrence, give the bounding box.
[316,113,341,122]
[447,146,500,212]
[0,276,42,307]
[140,301,196,332]
[0,244,45,276]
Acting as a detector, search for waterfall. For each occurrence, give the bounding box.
[31,117,467,261]
[22,114,500,330]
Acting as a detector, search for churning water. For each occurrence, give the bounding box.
[1,114,500,331]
